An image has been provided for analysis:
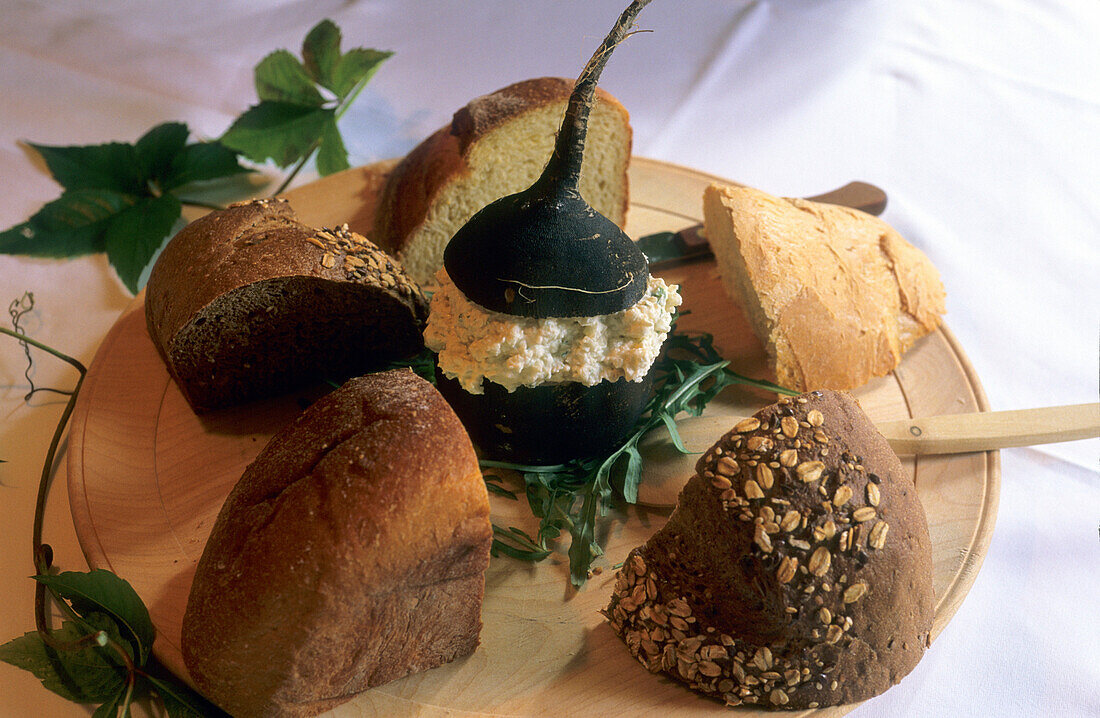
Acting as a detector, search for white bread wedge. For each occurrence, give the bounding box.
[703,183,945,392]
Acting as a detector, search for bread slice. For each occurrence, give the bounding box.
[605,390,934,709]
[375,77,632,286]
[703,184,945,392]
[182,369,492,718]
[145,199,429,411]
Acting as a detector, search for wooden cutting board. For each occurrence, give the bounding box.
[65,158,999,717]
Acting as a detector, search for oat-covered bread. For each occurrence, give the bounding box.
[605,390,934,709]
[374,77,632,286]
[703,183,945,392]
[182,369,492,718]
[145,198,428,411]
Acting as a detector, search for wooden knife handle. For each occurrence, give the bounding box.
[880,403,1100,455]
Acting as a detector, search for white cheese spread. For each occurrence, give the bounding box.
[424,269,682,394]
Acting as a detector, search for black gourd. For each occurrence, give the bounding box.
[443,0,653,318]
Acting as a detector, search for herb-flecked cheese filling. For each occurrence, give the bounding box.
[425,270,682,394]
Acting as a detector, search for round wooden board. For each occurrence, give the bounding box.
[66,158,999,717]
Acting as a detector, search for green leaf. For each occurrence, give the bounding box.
[254,50,325,106]
[331,47,392,99]
[91,686,127,718]
[221,102,333,168]
[35,570,156,664]
[27,142,144,195]
[164,141,250,190]
[301,19,342,91]
[314,116,349,176]
[0,189,137,257]
[0,620,128,703]
[103,194,183,294]
[134,122,189,186]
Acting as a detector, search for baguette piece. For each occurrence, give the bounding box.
[605,390,934,709]
[145,198,428,411]
[703,183,945,392]
[182,369,492,718]
[375,77,632,286]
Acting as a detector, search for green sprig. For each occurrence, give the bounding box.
[483,325,796,587]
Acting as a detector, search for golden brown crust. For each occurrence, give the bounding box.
[703,184,946,392]
[144,199,429,411]
[181,369,492,718]
[373,77,631,255]
[605,390,934,709]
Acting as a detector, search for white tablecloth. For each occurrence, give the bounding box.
[1,1,1097,716]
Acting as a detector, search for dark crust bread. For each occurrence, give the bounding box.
[144,198,429,411]
[373,77,631,254]
[181,369,492,718]
[605,390,934,709]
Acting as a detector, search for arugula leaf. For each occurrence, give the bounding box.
[0,620,128,704]
[485,327,797,586]
[35,570,156,664]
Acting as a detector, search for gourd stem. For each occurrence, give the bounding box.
[540,0,652,193]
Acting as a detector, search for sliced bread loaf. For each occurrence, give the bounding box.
[374,77,632,286]
[145,199,428,411]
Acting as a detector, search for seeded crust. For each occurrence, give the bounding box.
[145,198,429,411]
[374,77,632,286]
[182,370,492,718]
[604,390,934,709]
[702,183,946,392]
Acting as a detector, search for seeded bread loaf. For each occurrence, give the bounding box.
[702,183,946,392]
[605,390,934,709]
[182,369,492,718]
[145,198,428,411]
[374,77,632,286]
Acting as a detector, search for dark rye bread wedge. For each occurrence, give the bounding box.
[145,198,428,411]
[182,369,492,718]
[605,390,934,709]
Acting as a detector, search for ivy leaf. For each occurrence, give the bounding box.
[35,570,156,664]
[0,620,128,703]
[314,117,349,176]
[301,19,342,92]
[163,140,251,190]
[330,47,392,99]
[254,49,325,106]
[103,193,183,294]
[0,189,137,257]
[221,102,334,168]
[134,122,190,187]
[27,141,144,195]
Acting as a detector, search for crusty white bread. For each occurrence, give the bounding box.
[375,77,632,286]
[703,183,946,392]
[182,369,492,718]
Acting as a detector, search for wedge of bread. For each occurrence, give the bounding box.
[703,184,945,392]
[375,77,632,286]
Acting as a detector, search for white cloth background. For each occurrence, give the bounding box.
[1,1,1097,716]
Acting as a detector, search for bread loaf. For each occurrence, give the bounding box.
[702,183,945,392]
[145,198,428,411]
[182,369,492,718]
[605,390,934,709]
[374,77,632,286]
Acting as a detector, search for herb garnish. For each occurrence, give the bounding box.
[0,19,389,295]
[0,293,221,716]
[484,322,796,587]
